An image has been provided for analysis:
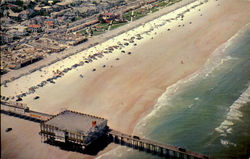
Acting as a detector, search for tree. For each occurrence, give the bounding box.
[98,14,104,23]
[14,0,23,7]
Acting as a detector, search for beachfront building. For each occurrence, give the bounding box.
[44,20,54,29]
[55,1,71,9]
[0,32,14,44]
[101,12,120,23]
[8,9,20,20]
[40,110,108,149]
[27,24,42,33]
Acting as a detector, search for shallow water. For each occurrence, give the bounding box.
[98,26,250,159]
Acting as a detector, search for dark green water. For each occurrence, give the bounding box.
[98,27,250,159]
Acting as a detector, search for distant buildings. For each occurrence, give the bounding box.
[44,20,54,28]
[101,12,121,23]
[0,32,13,44]
[27,24,42,32]
[19,9,34,20]
[8,9,19,20]
[0,0,164,74]
[41,6,53,13]
[75,4,98,17]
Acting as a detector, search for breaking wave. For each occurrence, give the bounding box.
[220,139,237,147]
[96,15,250,159]
[215,85,250,137]
[133,24,250,135]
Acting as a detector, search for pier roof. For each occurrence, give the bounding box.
[44,110,107,134]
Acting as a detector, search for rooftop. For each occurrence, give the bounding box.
[8,10,19,17]
[102,12,114,16]
[56,1,70,6]
[42,6,52,9]
[44,110,107,134]
[44,21,54,26]
[28,24,41,28]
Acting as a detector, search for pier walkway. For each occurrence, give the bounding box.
[108,129,209,159]
[1,101,52,122]
[1,101,210,159]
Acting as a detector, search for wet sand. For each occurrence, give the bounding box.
[1,0,250,158]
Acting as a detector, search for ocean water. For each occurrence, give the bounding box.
[98,26,250,159]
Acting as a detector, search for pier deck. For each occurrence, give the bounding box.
[108,129,209,159]
[1,101,210,159]
[1,101,52,121]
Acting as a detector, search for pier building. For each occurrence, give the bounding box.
[40,110,108,148]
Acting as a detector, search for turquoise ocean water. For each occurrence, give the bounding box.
[98,25,250,159]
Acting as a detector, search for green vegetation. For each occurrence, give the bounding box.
[156,0,182,8]
[96,23,109,30]
[41,1,49,6]
[71,16,82,22]
[36,11,50,17]
[76,17,82,21]
[98,14,105,23]
[134,11,148,20]
[77,0,184,37]
[52,0,60,5]
[11,7,23,13]
[110,22,127,30]
[151,7,159,13]
[169,0,182,2]
[92,31,104,36]
[167,0,182,6]
[157,1,167,7]
[123,10,149,21]
[23,1,36,9]
[13,0,23,7]
[77,21,127,36]
[77,23,108,36]
[123,11,132,21]
[7,0,36,12]
[77,28,88,35]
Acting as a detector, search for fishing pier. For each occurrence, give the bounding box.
[1,101,210,159]
[108,129,209,159]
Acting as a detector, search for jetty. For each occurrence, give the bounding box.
[1,101,210,159]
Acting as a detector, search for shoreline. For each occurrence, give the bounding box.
[1,0,206,100]
[133,22,250,135]
[1,0,250,159]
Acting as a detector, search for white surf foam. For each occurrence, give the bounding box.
[95,146,130,159]
[133,23,250,135]
[220,139,236,147]
[215,85,250,136]
[96,8,250,159]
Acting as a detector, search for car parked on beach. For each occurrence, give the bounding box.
[178,147,186,152]
[34,96,40,100]
[5,128,12,132]
[133,136,140,140]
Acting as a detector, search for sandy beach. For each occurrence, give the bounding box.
[1,0,250,158]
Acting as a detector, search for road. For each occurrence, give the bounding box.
[1,0,196,85]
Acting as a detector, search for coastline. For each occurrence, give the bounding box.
[134,23,250,136]
[1,0,250,159]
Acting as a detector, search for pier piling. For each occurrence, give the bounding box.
[1,102,210,159]
[108,129,210,159]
